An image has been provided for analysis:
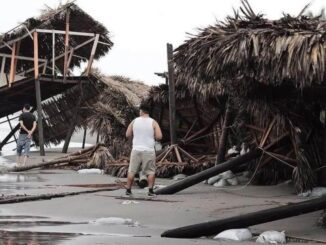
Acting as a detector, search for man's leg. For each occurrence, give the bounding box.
[147,174,155,189]
[22,138,31,166]
[16,135,23,166]
[126,150,141,194]
[141,151,156,195]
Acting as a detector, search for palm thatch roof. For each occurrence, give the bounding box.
[0,2,112,73]
[173,1,326,192]
[174,1,326,97]
[35,73,149,158]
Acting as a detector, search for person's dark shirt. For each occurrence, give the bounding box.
[19,112,36,134]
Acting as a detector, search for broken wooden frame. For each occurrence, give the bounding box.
[0,9,111,154]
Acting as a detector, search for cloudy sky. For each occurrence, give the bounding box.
[0,0,325,85]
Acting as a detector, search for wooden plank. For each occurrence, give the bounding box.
[167,43,177,144]
[259,117,276,147]
[86,34,100,75]
[0,53,46,62]
[35,78,45,156]
[52,31,55,76]
[0,57,6,84]
[33,32,39,79]
[18,37,96,76]
[63,9,70,79]
[174,146,182,163]
[36,29,96,37]
[9,42,17,86]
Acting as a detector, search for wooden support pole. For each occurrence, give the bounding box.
[86,34,99,75]
[216,100,232,164]
[63,9,70,79]
[9,42,17,86]
[82,127,87,149]
[34,31,45,156]
[52,31,55,76]
[0,123,20,150]
[6,116,17,143]
[0,57,6,84]
[155,149,262,195]
[167,43,177,145]
[161,195,326,238]
[62,82,83,153]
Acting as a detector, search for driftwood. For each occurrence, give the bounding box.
[5,144,103,173]
[0,187,119,205]
[155,149,261,195]
[161,194,326,238]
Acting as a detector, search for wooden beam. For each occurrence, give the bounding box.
[67,48,74,70]
[33,32,39,79]
[9,42,17,86]
[63,9,70,79]
[0,53,47,62]
[0,57,6,84]
[52,31,55,76]
[86,34,100,75]
[36,29,96,37]
[0,123,20,150]
[167,43,177,144]
[34,31,44,156]
[18,37,96,76]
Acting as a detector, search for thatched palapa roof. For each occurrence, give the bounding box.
[0,2,113,74]
[174,1,326,97]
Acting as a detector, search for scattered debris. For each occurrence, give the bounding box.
[90,217,138,226]
[77,169,103,174]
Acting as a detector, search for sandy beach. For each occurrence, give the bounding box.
[0,150,324,244]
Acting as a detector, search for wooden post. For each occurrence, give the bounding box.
[34,31,45,156]
[86,34,99,75]
[62,82,83,153]
[216,99,232,164]
[52,31,55,76]
[82,127,87,149]
[9,42,17,86]
[167,43,177,145]
[0,123,20,150]
[0,57,5,84]
[63,9,70,79]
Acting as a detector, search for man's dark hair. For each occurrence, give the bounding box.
[23,104,31,111]
[139,103,150,114]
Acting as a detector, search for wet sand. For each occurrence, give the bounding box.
[0,151,325,244]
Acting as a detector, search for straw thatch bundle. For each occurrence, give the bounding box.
[173,1,326,191]
[174,1,326,97]
[0,2,112,74]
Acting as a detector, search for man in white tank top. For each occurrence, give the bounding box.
[125,103,162,196]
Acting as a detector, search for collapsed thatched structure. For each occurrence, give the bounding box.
[37,73,149,157]
[144,84,226,154]
[173,1,326,192]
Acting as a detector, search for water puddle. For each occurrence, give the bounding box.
[0,173,43,183]
[0,230,79,245]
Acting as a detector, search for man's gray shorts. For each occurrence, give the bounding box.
[128,150,156,176]
[17,134,32,157]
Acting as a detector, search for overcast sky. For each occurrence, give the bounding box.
[0,0,325,85]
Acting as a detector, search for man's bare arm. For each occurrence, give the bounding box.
[153,120,163,140]
[126,121,134,138]
[20,121,30,134]
[30,121,37,135]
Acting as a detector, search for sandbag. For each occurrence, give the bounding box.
[256,231,286,244]
[214,228,252,241]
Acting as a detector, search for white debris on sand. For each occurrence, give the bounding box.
[298,187,326,198]
[214,228,252,241]
[122,200,139,205]
[77,169,103,174]
[207,170,239,187]
[227,146,239,155]
[256,231,286,244]
[90,217,139,226]
[173,174,187,181]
